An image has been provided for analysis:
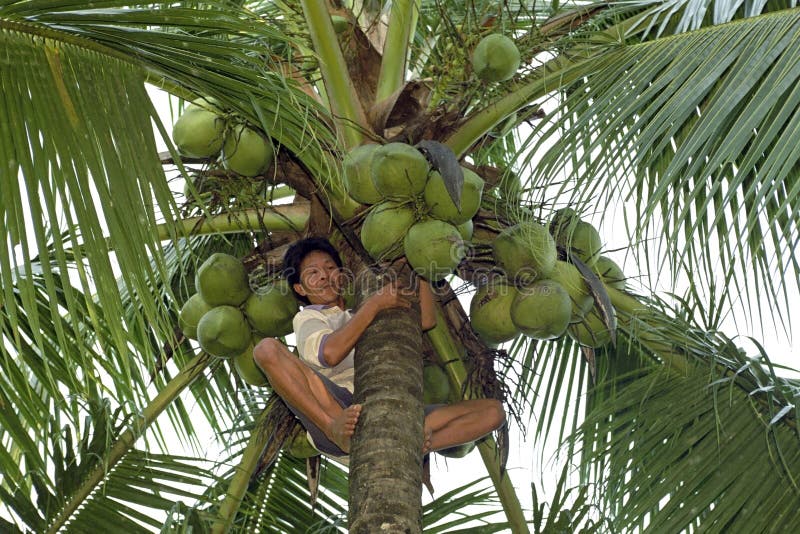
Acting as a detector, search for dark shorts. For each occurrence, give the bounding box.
[284,369,445,457]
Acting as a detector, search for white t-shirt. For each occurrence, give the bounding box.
[293,304,355,393]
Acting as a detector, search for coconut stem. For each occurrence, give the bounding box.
[375,0,420,103]
[154,204,310,242]
[211,409,271,534]
[426,310,531,533]
[45,354,212,534]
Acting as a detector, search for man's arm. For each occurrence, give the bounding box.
[419,279,437,331]
[320,284,411,366]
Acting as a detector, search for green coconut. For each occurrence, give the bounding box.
[370,143,430,199]
[343,144,383,204]
[331,14,349,33]
[243,280,299,337]
[552,219,603,267]
[548,207,580,235]
[438,441,476,458]
[197,305,252,358]
[423,167,484,225]
[568,309,614,348]
[178,293,213,340]
[456,219,474,241]
[284,426,320,458]
[423,364,451,404]
[172,107,226,158]
[403,219,466,281]
[492,222,557,285]
[195,252,251,306]
[361,200,417,261]
[233,343,268,387]
[472,34,520,82]
[593,255,626,291]
[510,280,572,340]
[469,281,519,345]
[547,260,593,323]
[222,124,274,177]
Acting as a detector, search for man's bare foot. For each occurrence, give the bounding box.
[328,404,361,454]
[422,428,433,455]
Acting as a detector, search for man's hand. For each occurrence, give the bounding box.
[366,282,414,313]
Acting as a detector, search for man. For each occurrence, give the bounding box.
[253,237,505,458]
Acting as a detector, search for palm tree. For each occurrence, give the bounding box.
[1,0,799,532]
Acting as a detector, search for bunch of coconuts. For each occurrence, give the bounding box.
[470,208,627,349]
[178,252,298,386]
[171,97,275,178]
[344,142,483,282]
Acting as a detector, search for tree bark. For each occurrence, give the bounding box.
[348,270,424,533]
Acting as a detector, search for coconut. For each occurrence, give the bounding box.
[552,219,602,267]
[593,255,626,291]
[172,107,226,158]
[284,426,320,458]
[222,124,274,177]
[331,14,349,34]
[472,34,520,83]
[548,207,580,236]
[510,280,572,340]
[423,167,484,225]
[360,200,417,261]
[438,441,476,458]
[343,144,383,204]
[492,222,557,285]
[456,219,474,241]
[567,309,614,348]
[370,143,430,199]
[469,281,519,345]
[197,305,252,358]
[423,364,451,404]
[243,281,299,337]
[233,343,268,387]
[195,252,251,306]
[547,260,593,323]
[178,293,213,340]
[403,219,466,281]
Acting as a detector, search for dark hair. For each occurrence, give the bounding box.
[283,237,344,304]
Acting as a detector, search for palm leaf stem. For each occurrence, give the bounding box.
[374,0,420,103]
[152,204,310,243]
[444,56,589,158]
[45,353,212,534]
[426,310,530,533]
[211,410,271,534]
[300,0,367,149]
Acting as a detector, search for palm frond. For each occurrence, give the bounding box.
[522,7,800,327]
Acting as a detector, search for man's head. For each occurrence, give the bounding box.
[283,237,344,305]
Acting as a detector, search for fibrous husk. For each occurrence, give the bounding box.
[469,281,519,345]
[197,305,252,358]
[222,124,274,177]
[546,260,594,323]
[471,34,520,83]
[423,167,484,225]
[492,222,557,285]
[178,293,213,340]
[172,105,226,158]
[243,280,299,337]
[343,143,383,204]
[360,200,417,261]
[233,342,268,386]
[510,280,572,340]
[423,364,451,404]
[195,252,251,306]
[370,142,430,199]
[403,218,466,281]
[593,255,626,291]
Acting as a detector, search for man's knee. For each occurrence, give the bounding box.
[253,338,286,372]
[487,399,506,430]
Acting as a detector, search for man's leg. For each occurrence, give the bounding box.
[253,338,361,453]
[423,399,505,454]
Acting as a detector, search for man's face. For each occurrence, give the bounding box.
[294,250,343,305]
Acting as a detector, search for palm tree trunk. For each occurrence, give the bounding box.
[348,273,424,533]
